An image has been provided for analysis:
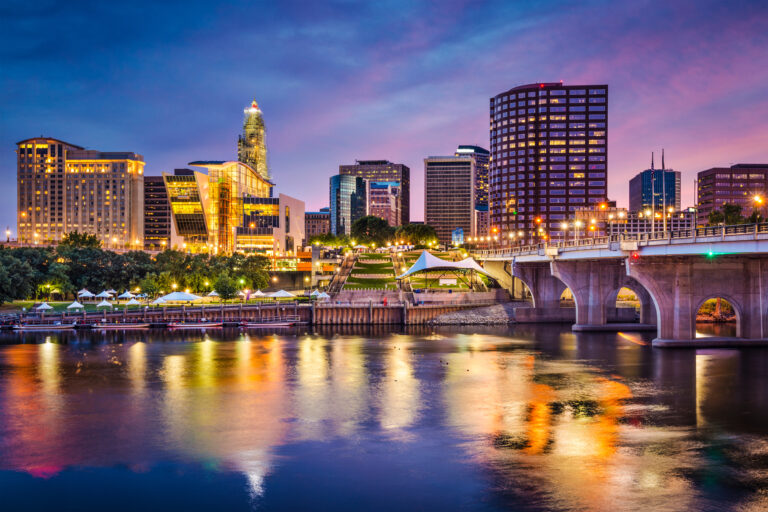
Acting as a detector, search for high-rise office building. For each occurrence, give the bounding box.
[237,100,269,181]
[628,152,681,213]
[455,145,490,208]
[489,82,608,243]
[696,163,768,225]
[424,155,475,244]
[330,174,366,236]
[16,137,145,248]
[339,160,409,225]
[305,208,331,239]
[143,175,174,251]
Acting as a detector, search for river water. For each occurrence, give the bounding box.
[0,325,766,511]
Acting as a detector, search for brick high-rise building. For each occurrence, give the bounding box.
[305,208,331,239]
[339,160,409,225]
[16,137,145,248]
[696,163,768,225]
[489,82,608,243]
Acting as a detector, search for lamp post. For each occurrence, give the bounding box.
[573,220,583,240]
[754,195,764,223]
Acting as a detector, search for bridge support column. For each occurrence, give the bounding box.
[510,262,573,322]
[628,256,768,344]
[551,259,651,331]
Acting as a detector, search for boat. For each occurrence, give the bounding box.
[239,320,296,328]
[167,321,223,329]
[91,323,151,330]
[13,322,77,331]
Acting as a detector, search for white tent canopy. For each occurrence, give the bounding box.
[253,290,265,296]
[125,298,141,306]
[310,289,320,297]
[36,302,54,311]
[396,250,493,280]
[96,300,113,308]
[317,292,331,299]
[78,289,94,298]
[117,291,134,299]
[152,297,166,305]
[106,289,117,295]
[95,291,113,299]
[157,291,202,302]
[269,290,295,298]
[67,301,84,309]
[207,290,219,297]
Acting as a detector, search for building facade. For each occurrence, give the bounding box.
[367,181,401,227]
[456,145,490,208]
[339,160,409,225]
[628,163,681,213]
[235,193,305,255]
[305,208,331,239]
[424,155,475,245]
[489,82,608,244]
[696,164,768,225]
[330,174,366,236]
[237,100,269,181]
[143,175,175,251]
[16,137,145,248]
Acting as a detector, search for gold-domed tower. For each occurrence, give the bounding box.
[237,100,269,181]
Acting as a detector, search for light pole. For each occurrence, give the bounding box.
[574,220,583,240]
[560,222,569,242]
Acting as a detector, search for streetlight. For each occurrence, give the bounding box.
[560,222,569,242]
[574,220,583,239]
[171,283,178,290]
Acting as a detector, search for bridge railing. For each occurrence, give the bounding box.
[474,222,768,258]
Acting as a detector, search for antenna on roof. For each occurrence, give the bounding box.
[661,148,665,170]
[651,152,654,170]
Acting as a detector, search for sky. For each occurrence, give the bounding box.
[1,0,768,229]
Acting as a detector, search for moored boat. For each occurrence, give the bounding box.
[92,323,151,330]
[239,320,295,328]
[13,322,77,331]
[167,321,223,329]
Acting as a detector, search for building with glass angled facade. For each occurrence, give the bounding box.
[339,160,409,225]
[330,174,366,236]
[628,155,681,213]
[489,82,608,244]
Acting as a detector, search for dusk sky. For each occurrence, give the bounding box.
[2,0,768,229]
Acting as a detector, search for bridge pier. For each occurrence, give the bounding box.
[511,262,574,322]
[551,260,656,332]
[628,256,767,344]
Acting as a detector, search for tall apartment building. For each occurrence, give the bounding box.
[489,82,608,243]
[339,160,409,225]
[144,175,173,251]
[330,174,366,236]
[16,137,145,248]
[696,163,768,225]
[628,153,681,213]
[424,155,475,245]
[305,208,331,239]
[455,145,490,208]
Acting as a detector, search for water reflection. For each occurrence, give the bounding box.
[0,327,766,511]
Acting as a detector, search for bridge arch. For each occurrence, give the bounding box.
[602,277,657,325]
[694,295,743,338]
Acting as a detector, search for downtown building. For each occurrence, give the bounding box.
[305,208,331,239]
[628,152,681,213]
[455,145,490,237]
[339,160,410,226]
[16,137,144,248]
[424,155,476,245]
[329,174,366,236]
[489,82,608,243]
[696,164,768,225]
[143,175,178,251]
[164,101,304,256]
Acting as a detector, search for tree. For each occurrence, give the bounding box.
[708,203,745,226]
[308,232,350,247]
[214,273,239,300]
[59,230,102,248]
[394,223,439,245]
[0,251,36,304]
[351,216,395,246]
[138,273,160,297]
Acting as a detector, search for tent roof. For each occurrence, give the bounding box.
[253,290,265,296]
[36,302,53,310]
[207,290,219,296]
[270,289,295,298]
[125,298,141,305]
[78,290,95,297]
[95,291,113,298]
[96,300,113,307]
[67,301,84,309]
[158,291,202,302]
[396,250,493,279]
[117,291,134,299]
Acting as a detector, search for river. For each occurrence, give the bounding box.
[0,325,765,511]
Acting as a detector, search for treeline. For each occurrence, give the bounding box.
[0,231,270,305]
[310,217,439,247]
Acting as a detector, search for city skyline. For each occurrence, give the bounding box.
[2,0,768,232]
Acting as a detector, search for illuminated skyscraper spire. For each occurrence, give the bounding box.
[238,100,269,180]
